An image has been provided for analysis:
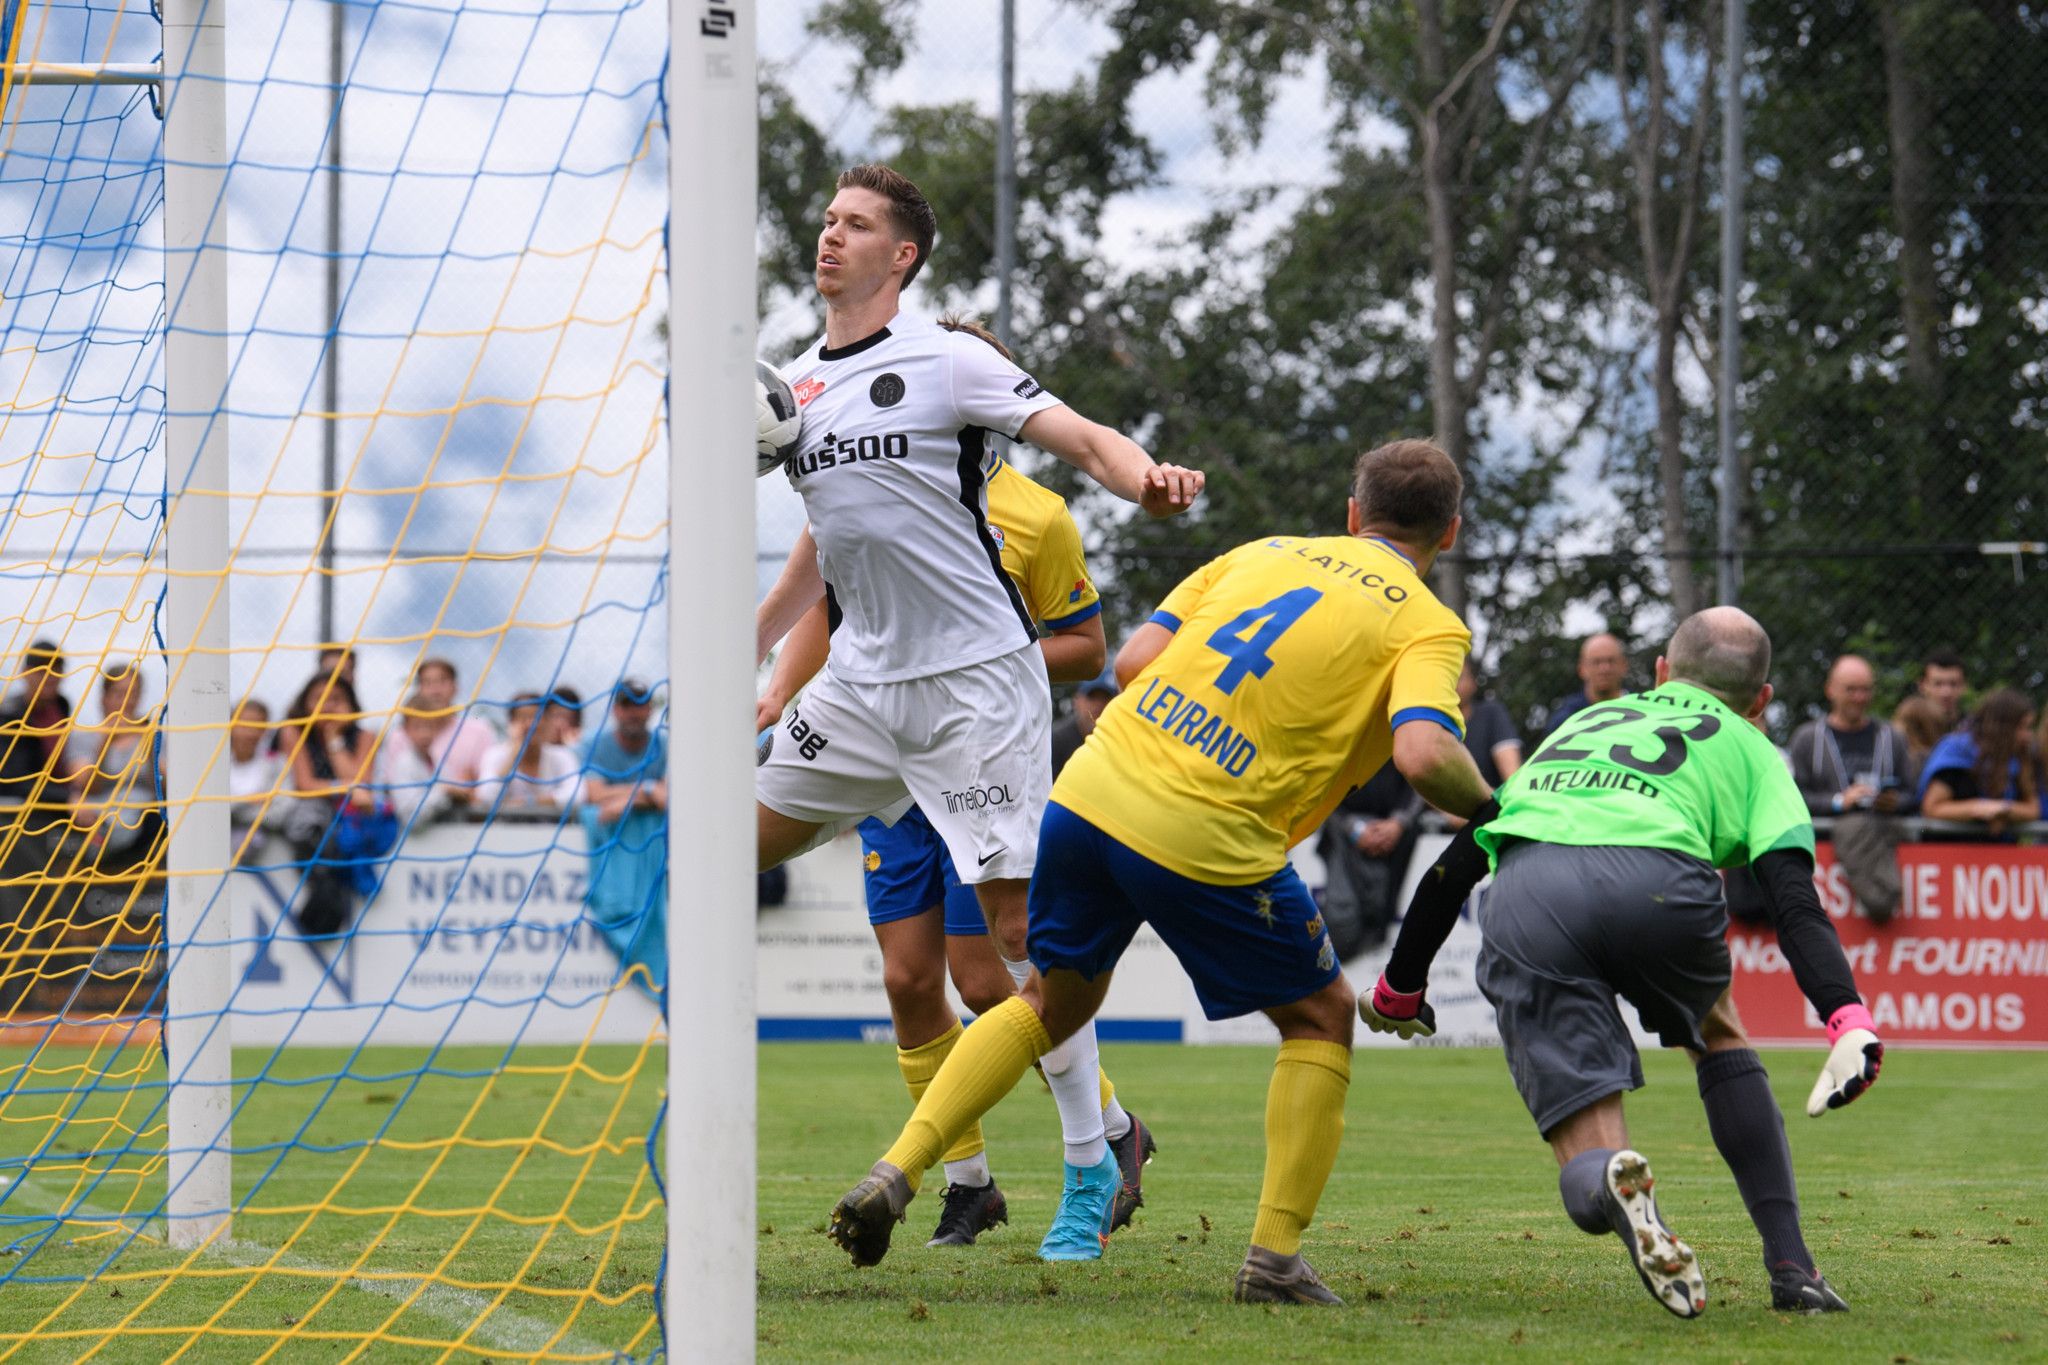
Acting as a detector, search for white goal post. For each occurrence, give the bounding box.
[160,0,235,1253]
[666,2,760,1360]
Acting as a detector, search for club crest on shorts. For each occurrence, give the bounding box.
[864,850,881,872]
[870,372,906,407]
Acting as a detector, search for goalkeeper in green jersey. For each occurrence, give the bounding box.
[1360,607,1882,1320]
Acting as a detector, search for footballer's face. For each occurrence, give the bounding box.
[817,188,913,303]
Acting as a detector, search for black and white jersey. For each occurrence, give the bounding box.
[781,311,1063,683]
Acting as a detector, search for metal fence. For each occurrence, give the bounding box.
[758,0,2047,740]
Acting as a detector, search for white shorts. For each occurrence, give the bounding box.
[757,646,1051,884]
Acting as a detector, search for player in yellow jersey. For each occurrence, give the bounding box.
[827,439,1494,1301]
[759,316,1156,1255]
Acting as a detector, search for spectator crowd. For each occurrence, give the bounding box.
[1289,636,2047,952]
[0,644,670,1013]
[3,627,2041,1015]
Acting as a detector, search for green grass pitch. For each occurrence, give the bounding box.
[2,1043,2041,1361]
[761,1042,2043,1364]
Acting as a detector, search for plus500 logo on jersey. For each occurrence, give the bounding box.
[789,429,910,477]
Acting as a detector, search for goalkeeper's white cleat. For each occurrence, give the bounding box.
[1602,1150,1705,1319]
[1807,1028,1883,1116]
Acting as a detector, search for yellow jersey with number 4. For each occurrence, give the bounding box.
[1053,533,1470,884]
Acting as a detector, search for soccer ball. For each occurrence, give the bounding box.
[756,359,802,477]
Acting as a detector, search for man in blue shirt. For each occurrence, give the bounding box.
[582,678,667,998]
[1540,632,1629,743]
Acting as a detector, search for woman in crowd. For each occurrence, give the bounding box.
[69,660,163,871]
[284,677,394,935]
[1916,687,2038,836]
[228,696,282,862]
[1893,694,1949,773]
[377,692,461,828]
[476,691,582,812]
[2037,707,2048,821]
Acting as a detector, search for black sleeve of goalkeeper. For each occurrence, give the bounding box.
[1749,846,1861,1019]
[1380,797,1499,995]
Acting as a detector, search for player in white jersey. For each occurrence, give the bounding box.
[755,165,1202,1259]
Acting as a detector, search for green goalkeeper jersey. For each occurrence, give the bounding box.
[1476,681,1815,871]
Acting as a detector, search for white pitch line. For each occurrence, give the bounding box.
[3,1180,629,1361]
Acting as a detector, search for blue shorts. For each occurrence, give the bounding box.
[1026,802,1341,1021]
[858,806,988,936]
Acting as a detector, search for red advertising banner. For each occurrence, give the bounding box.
[1728,842,2048,1048]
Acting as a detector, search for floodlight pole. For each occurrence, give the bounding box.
[1716,0,1746,607]
[666,3,758,1360]
[160,0,234,1250]
[319,1,344,646]
[994,0,1017,349]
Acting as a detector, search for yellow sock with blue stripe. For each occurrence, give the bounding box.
[897,1020,987,1167]
[884,997,1049,1194]
[1249,1039,1351,1257]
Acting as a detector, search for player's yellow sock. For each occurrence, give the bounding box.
[897,1020,986,1165]
[1098,1068,1115,1113]
[1249,1039,1351,1257]
[883,997,1049,1192]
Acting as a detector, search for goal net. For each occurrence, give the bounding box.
[1,1,673,1356]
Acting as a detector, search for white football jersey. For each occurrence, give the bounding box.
[781,311,1063,683]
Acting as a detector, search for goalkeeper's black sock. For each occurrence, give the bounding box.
[1697,1047,1812,1272]
[1558,1148,1617,1235]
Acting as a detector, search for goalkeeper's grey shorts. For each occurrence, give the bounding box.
[1474,840,1731,1137]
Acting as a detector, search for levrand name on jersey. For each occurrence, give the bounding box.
[1128,677,1258,776]
[787,429,911,478]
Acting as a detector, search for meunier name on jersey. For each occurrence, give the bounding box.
[1054,533,1469,886]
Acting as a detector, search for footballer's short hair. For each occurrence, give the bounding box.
[1665,607,1772,707]
[937,313,1013,361]
[1351,439,1462,544]
[837,164,937,289]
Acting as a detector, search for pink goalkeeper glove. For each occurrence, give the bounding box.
[1807,1003,1883,1117]
[1357,974,1436,1040]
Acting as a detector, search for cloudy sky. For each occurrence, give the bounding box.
[0,0,1638,730]
[3,0,670,719]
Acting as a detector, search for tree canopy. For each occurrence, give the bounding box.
[761,0,2047,731]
